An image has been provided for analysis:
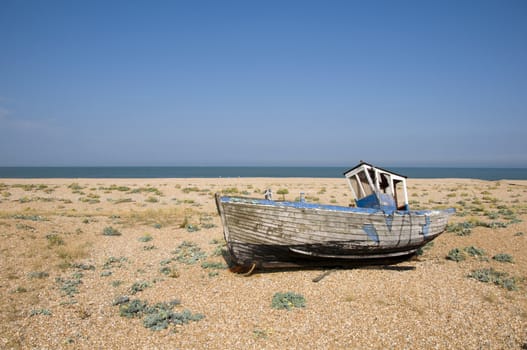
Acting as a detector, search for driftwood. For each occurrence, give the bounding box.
[312,269,335,282]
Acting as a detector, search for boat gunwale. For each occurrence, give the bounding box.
[218,195,455,216]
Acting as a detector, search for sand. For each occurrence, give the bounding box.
[0,177,526,349]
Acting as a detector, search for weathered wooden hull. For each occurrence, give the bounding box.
[215,194,454,268]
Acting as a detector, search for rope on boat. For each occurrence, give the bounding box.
[243,263,257,276]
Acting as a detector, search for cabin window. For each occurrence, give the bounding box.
[357,171,373,198]
[349,177,361,200]
[379,173,390,193]
[394,180,405,208]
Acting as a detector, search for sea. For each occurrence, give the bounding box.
[1,166,527,180]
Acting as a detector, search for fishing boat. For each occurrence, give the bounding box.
[215,161,454,269]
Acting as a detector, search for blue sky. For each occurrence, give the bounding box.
[1,0,526,167]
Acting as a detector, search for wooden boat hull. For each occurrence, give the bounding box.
[215,194,454,268]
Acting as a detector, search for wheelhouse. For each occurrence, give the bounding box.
[344,162,409,211]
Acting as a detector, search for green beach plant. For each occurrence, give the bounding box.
[172,241,207,265]
[113,198,133,204]
[416,241,434,256]
[30,309,52,316]
[102,256,128,269]
[56,275,82,296]
[468,268,518,291]
[138,234,153,242]
[28,271,49,279]
[271,292,306,310]
[116,298,203,331]
[201,261,227,269]
[103,226,121,236]
[46,233,65,246]
[277,189,289,200]
[130,281,151,295]
[145,196,159,203]
[446,248,466,262]
[463,246,486,258]
[492,253,514,263]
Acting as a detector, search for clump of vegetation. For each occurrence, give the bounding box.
[305,195,320,202]
[446,218,511,235]
[145,196,159,203]
[222,187,239,194]
[116,298,203,331]
[446,248,466,262]
[185,224,200,232]
[492,253,514,263]
[488,221,508,229]
[201,261,227,270]
[277,188,289,200]
[129,281,151,295]
[210,239,226,257]
[179,216,200,232]
[46,233,65,246]
[56,274,83,296]
[514,231,524,236]
[447,246,489,262]
[103,256,128,269]
[182,186,201,193]
[103,226,121,236]
[253,328,270,339]
[68,183,84,191]
[109,185,131,192]
[200,215,215,229]
[30,309,52,316]
[463,246,486,258]
[16,223,35,230]
[159,265,180,278]
[468,268,519,291]
[131,187,163,196]
[71,263,95,271]
[12,214,47,221]
[79,193,101,204]
[12,286,28,293]
[113,198,133,204]
[446,222,474,235]
[111,280,123,288]
[416,241,434,256]
[138,234,153,242]
[19,196,32,203]
[271,292,306,310]
[172,241,207,265]
[124,207,186,227]
[28,271,49,279]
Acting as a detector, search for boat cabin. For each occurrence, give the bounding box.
[344,162,409,211]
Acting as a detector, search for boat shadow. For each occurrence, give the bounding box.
[221,249,417,277]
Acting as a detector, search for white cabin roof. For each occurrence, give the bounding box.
[343,161,407,180]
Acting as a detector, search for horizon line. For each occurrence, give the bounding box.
[1,164,527,169]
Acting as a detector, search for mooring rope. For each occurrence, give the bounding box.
[243,263,256,276]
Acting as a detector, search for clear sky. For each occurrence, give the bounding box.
[1,0,526,167]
